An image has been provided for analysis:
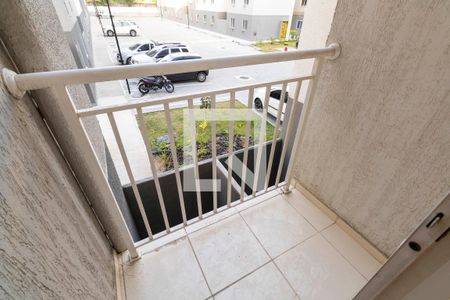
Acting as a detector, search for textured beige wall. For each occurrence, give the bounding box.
[0,50,115,298]
[294,1,450,256]
[0,0,136,252]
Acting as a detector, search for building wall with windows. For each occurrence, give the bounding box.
[161,0,296,41]
[52,0,96,103]
[290,0,307,34]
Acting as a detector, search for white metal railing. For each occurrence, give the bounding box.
[1,44,340,260]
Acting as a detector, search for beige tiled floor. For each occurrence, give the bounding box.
[122,189,382,300]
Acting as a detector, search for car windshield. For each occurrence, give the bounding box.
[146,49,158,57]
[129,43,140,50]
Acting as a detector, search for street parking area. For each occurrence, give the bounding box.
[91,15,304,98]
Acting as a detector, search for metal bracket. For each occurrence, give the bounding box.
[124,248,142,265]
[1,68,25,99]
[281,186,293,194]
[327,43,341,61]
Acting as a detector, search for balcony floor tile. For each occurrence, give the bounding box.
[189,214,270,293]
[283,189,334,231]
[123,237,210,300]
[215,262,296,300]
[123,188,381,300]
[322,224,382,280]
[275,234,367,300]
[240,195,317,258]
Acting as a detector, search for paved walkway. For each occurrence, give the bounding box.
[91,16,151,184]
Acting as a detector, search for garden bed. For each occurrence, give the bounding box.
[137,100,275,172]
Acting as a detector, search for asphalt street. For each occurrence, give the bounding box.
[92,16,307,99]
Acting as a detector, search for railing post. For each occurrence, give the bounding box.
[282,50,334,193]
[53,85,141,260]
[283,42,341,192]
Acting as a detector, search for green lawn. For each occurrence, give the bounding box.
[138,100,275,170]
[253,40,298,53]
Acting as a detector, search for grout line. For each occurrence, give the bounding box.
[136,190,281,256]
[120,255,129,300]
[211,260,274,297]
[186,233,214,297]
[282,189,335,233]
[320,222,335,232]
[319,231,371,282]
[238,212,299,297]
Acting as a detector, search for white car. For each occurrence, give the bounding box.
[104,20,139,37]
[131,45,190,64]
[116,40,159,64]
[254,87,291,121]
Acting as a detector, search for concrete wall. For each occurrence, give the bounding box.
[0,47,115,299]
[294,1,450,256]
[0,0,135,253]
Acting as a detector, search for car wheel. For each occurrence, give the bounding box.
[126,57,132,65]
[254,98,263,110]
[130,30,137,37]
[197,72,207,82]
[106,30,114,37]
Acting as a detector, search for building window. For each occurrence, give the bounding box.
[231,0,235,6]
[203,15,207,23]
[211,15,215,24]
[196,14,199,22]
[242,19,248,31]
[211,0,214,3]
[301,0,307,6]
[296,20,303,29]
[230,17,235,29]
[244,0,249,5]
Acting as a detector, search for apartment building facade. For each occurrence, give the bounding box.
[291,0,307,33]
[160,0,296,41]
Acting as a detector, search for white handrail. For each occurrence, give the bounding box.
[2,44,340,97]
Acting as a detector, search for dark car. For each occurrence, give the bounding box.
[158,53,209,82]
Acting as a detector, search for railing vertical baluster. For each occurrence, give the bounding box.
[240,87,254,202]
[264,82,288,191]
[283,58,325,192]
[252,85,271,196]
[163,103,187,222]
[107,112,154,239]
[275,80,303,187]
[136,107,182,228]
[211,95,218,212]
[188,99,203,219]
[227,92,235,207]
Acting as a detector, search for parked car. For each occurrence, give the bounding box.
[104,20,139,37]
[158,53,209,82]
[131,45,190,64]
[254,87,290,120]
[116,40,158,64]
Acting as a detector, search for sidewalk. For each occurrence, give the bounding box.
[87,5,159,17]
[91,15,151,185]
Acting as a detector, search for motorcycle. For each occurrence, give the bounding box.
[138,75,175,94]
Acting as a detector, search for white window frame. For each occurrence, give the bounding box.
[196,14,199,22]
[230,17,235,29]
[203,15,207,23]
[211,15,215,25]
[231,0,235,6]
[244,0,249,6]
[242,19,248,31]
